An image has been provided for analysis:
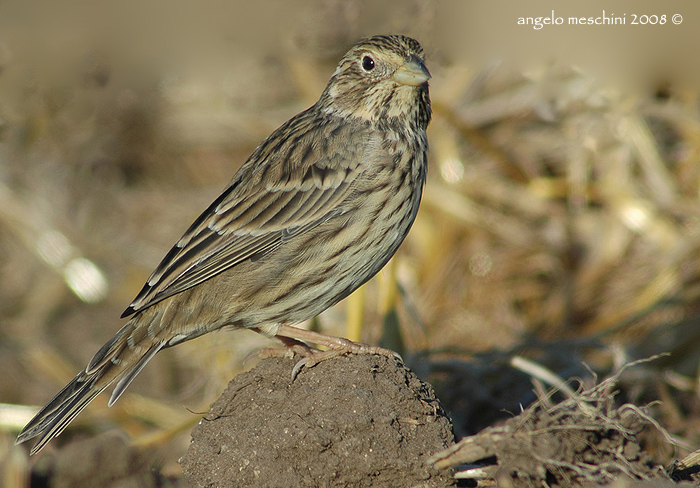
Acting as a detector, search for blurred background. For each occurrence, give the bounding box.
[2,0,700,485]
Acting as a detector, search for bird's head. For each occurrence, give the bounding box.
[317,35,431,130]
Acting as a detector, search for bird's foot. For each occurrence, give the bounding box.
[274,325,402,381]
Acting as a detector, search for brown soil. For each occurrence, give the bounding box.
[15,354,700,487]
[180,354,455,488]
[431,365,679,487]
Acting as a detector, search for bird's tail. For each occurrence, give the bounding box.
[16,320,164,455]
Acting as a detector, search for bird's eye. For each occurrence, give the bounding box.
[361,56,375,71]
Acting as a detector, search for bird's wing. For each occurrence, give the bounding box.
[122,115,368,317]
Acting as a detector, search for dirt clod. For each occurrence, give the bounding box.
[180,354,455,488]
[430,369,676,487]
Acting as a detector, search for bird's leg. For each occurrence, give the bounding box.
[274,325,402,380]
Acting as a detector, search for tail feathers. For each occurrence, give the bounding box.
[16,341,164,455]
[16,371,109,455]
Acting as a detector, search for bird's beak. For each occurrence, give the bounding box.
[392,54,431,87]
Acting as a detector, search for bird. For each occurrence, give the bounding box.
[16,34,431,455]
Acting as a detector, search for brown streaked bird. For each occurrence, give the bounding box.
[16,34,431,455]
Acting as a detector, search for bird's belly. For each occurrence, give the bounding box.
[257,191,419,325]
